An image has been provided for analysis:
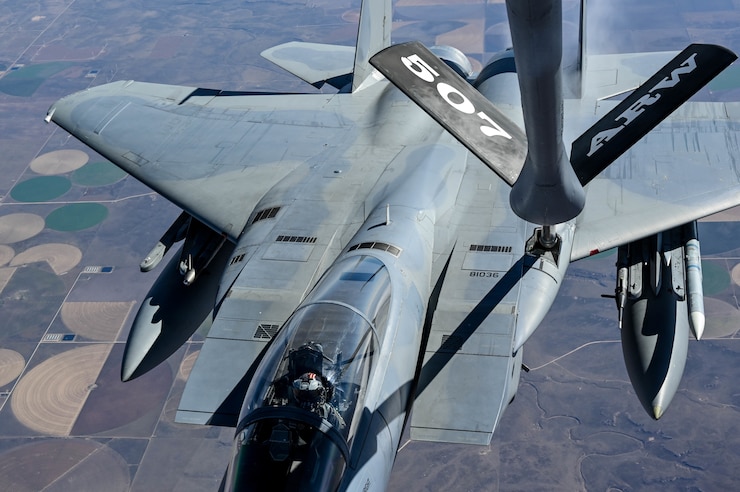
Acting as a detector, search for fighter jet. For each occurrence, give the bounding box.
[44,0,739,489]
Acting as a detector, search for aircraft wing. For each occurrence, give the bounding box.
[569,99,740,261]
[565,46,740,260]
[46,81,361,241]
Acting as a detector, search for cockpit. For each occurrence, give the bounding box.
[226,256,392,491]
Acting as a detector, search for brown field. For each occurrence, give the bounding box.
[10,344,112,436]
[0,214,44,244]
[29,150,88,175]
[10,243,82,275]
[0,349,25,387]
[60,301,135,341]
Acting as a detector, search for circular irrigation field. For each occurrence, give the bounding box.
[72,161,127,186]
[10,175,71,202]
[45,203,108,232]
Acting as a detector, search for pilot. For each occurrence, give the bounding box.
[292,372,346,429]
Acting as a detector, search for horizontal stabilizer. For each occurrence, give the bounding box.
[261,42,355,89]
[571,44,737,185]
[370,41,527,186]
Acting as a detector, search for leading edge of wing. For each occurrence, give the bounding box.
[46,81,354,239]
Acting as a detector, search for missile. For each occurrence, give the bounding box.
[183,266,196,286]
[140,211,190,272]
[650,232,663,295]
[684,221,705,340]
[614,245,629,329]
[180,254,196,286]
[140,241,168,272]
[176,218,227,286]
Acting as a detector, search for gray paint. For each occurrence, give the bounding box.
[44,0,740,489]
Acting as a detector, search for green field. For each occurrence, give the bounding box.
[701,260,731,297]
[10,176,71,202]
[45,203,109,232]
[0,62,73,97]
[72,162,127,187]
[709,65,740,92]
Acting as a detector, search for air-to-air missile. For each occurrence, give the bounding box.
[685,221,705,340]
[139,210,227,285]
[614,221,705,419]
[139,211,190,272]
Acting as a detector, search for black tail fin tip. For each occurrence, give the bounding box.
[571,44,737,185]
[370,41,527,185]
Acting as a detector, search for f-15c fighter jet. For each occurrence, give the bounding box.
[45,0,739,490]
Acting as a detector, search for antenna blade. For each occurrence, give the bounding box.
[571,44,737,185]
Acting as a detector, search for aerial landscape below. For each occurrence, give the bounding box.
[1,0,740,490]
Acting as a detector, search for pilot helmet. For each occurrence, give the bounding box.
[292,372,326,406]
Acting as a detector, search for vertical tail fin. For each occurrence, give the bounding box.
[352,0,392,92]
[563,0,587,98]
[572,0,587,98]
